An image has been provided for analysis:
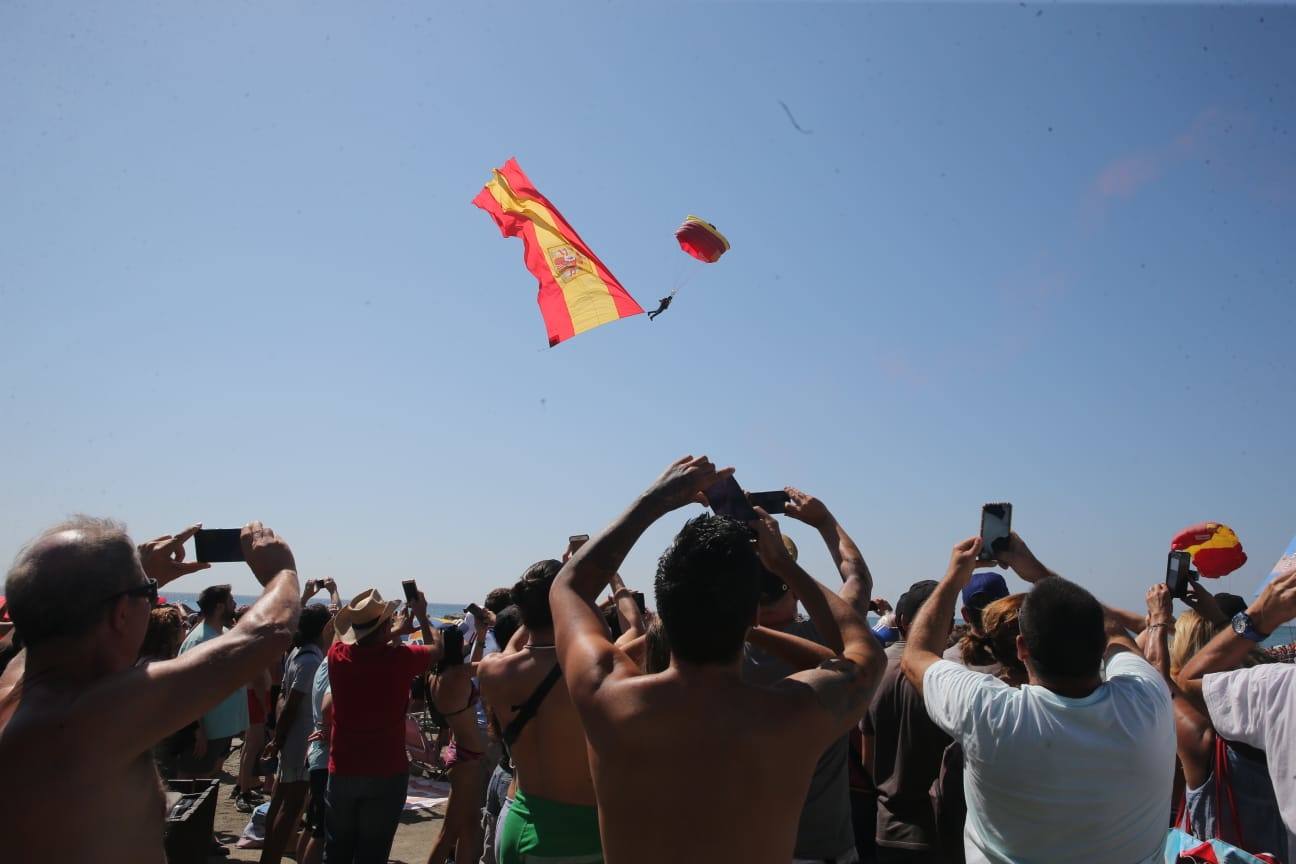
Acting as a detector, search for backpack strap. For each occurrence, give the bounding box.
[502,664,563,749]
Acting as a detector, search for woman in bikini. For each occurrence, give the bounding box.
[426,617,489,864]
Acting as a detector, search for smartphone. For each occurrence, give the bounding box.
[747,490,790,515]
[704,475,759,523]
[464,602,485,618]
[977,503,1013,562]
[401,579,419,603]
[568,534,590,545]
[193,529,244,563]
[1166,550,1195,600]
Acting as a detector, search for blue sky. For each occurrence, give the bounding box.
[2,2,1293,612]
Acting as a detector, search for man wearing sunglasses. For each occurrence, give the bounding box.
[0,517,302,864]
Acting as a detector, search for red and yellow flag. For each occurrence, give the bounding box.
[473,159,643,347]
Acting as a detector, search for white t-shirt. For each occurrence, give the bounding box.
[922,652,1175,864]
[1202,663,1296,856]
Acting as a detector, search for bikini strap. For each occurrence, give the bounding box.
[502,663,563,748]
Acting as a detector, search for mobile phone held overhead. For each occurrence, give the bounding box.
[193,529,244,563]
[978,503,1012,562]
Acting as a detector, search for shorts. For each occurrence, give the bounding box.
[498,788,603,864]
[278,742,312,784]
[306,768,329,838]
[174,735,233,777]
[247,689,267,725]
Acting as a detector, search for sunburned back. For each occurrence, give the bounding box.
[0,660,168,864]
[479,645,596,806]
[584,671,820,864]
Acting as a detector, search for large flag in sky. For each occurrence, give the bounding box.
[1255,532,1296,598]
[473,158,643,347]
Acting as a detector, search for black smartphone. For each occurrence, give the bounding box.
[193,529,244,563]
[465,602,485,619]
[978,503,1013,562]
[747,490,790,515]
[704,475,759,523]
[402,579,419,603]
[1166,550,1195,600]
[568,534,590,545]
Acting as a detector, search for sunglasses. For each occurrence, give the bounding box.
[108,577,159,607]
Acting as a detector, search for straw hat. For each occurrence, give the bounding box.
[332,589,400,645]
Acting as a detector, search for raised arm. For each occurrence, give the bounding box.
[784,488,875,618]
[1141,583,1215,788]
[757,511,885,739]
[134,524,211,589]
[95,522,300,767]
[746,625,837,671]
[1177,561,1296,700]
[997,532,1144,635]
[608,572,647,645]
[553,456,730,703]
[903,537,981,696]
[322,577,343,611]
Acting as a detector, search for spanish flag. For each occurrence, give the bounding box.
[474,159,643,347]
[1171,521,1248,579]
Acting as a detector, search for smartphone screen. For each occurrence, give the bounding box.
[704,475,759,523]
[747,491,790,515]
[193,529,244,563]
[978,503,1012,562]
[1166,551,1193,599]
[402,579,419,603]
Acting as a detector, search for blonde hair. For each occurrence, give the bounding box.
[1170,609,1270,677]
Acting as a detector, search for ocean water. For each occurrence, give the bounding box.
[161,591,467,622]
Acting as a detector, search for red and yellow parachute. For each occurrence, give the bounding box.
[675,216,730,264]
[1171,522,1248,578]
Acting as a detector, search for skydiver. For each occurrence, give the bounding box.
[647,295,673,321]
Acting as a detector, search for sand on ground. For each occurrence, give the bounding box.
[196,747,445,864]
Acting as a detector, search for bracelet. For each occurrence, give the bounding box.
[1146,622,1170,631]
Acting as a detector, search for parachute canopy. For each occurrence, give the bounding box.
[1171,521,1248,579]
[675,216,730,264]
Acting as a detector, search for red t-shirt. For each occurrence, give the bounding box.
[327,640,433,776]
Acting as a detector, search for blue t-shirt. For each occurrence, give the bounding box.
[307,660,331,772]
[178,621,250,739]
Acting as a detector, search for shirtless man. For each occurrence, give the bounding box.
[551,456,886,864]
[0,518,300,864]
[478,559,607,864]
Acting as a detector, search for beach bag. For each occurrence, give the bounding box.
[1164,737,1282,864]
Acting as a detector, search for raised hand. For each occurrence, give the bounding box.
[992,533,1048,582]
[1146,583,1173,627]
[750,507,794,574]
[871,597,893,615]
[303,579,320,598]
[240,522,297,586]
[137,524,210,587]
[784,487,832,528]
[945,536,983,589]
[1181,581,1226,627]
[643,455,733,514]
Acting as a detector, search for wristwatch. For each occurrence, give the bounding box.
[1231,611,1269,643]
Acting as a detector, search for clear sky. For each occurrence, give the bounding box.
[2,2,1293,612]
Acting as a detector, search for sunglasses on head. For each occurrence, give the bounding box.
[108,577,159,607]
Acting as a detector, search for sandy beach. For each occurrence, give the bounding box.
[204,748,446,864]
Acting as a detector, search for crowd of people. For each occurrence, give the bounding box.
[0,455,1294,864]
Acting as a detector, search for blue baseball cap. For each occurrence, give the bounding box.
[962,571,1009,610]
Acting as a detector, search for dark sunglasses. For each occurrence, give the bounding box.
[108,577,159,607]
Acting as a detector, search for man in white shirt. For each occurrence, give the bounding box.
[1178,559,1296,855]
[901,535,1175,864]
